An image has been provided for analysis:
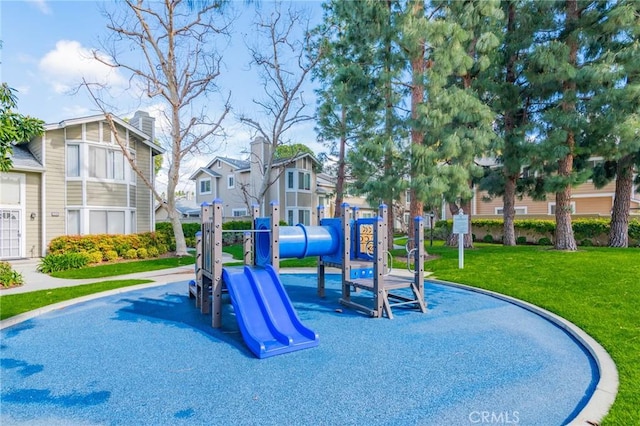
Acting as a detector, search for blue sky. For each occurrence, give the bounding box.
[2,0,324,190]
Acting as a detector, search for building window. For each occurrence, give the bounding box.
[232,208,247,217]
[89,210,125,234]
[67,144,80,177]
[405,189,411,205]
[89,146,125,181]
[67,210,80,235]
[199,178,212,195]
[298,171,311,191]
[495,207,528,215]
[286,169,311,192]
[217,160,221,168]
[286,209,310,225]
[287,171,294,189]
[227,175,235,189]
[298,209,310,225]
[127,151,136,184]
[131,211,136,234]
[548,202,575,215]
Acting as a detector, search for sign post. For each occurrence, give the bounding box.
[452,209,469,269]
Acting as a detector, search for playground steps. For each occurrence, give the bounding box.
[342,275,427,319]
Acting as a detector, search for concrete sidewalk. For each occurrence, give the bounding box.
[1,255,233,296]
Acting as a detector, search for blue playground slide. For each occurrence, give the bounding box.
[222,265,319,359]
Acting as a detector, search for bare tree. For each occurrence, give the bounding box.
[238,2,321,211]
[86,0,231,256]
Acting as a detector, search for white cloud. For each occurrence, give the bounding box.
[26,0,51,15]
[38,40,127,95]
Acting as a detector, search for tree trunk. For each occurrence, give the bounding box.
[334,108,347,218]
[554,180,577,250]
[502,0,518,247]
[167,160,189,257]
[503,173,517,246]
[554,0,578,251]
[609,154,633,247]
[408,0,425,245]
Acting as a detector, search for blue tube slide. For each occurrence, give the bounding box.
[255,222,341,266]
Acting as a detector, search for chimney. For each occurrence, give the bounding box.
[250,136,271,161]
[131,110,156,142]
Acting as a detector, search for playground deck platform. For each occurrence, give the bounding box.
[0,273,609,425]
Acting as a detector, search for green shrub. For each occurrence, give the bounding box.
[147,246,159,258]
[185,237,196,248]
[87,251,104,264]
[124,249,138,260]
[105,250,119,262]
[482,234,494,243]
[573,218,609,240]
[136,248,149,259]
[579,239,594,247]
[38,252,90,273]
[182,222,201,239]
[538,237,552,246]
[516,236,528,245]
[156,244,168,255]
[0,261,24,288]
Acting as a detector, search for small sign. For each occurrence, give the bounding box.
[453,214,469,234]
[50,212,60,217]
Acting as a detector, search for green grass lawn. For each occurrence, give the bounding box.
[424,243,639,425]
[0,279,152,320]
[51,255,195,279]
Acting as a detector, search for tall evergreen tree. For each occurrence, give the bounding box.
[478,0,548,246]
[586,0,640,247]
[414,0,503,247]
[313,0,381,218]
[321,0,407,241]
[526,0,599,251]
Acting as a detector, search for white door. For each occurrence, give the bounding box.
[0,173,25,259]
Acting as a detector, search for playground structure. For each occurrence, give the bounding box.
[190,199,427,358]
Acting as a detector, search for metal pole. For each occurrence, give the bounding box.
[429,212,434,247]
[458,209,464,269]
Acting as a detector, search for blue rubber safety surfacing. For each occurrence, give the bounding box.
[1,275,597,425]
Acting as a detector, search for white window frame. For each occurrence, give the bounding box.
[285,168,311,192]
[232,208,248,217]
[88,145,126,182]
[199,178,212,195]
[495,206,528,215]
[287,171,295,190]
[548,202,575,215]
[298,171,311,191]
[66,144,80,178]
[227,174,235,189]
[67,209,81,235]
[89,210,126,235]
[298,209,311,225]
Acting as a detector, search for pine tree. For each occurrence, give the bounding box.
[322,0,407,241]
[414,0,503,247]
[478,0,549,246]
[585,0,640,247]
[313,0,382,218]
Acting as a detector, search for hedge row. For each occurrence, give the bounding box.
[155,220,255,247]
[436,217,640,246]
[40,232,175,273]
